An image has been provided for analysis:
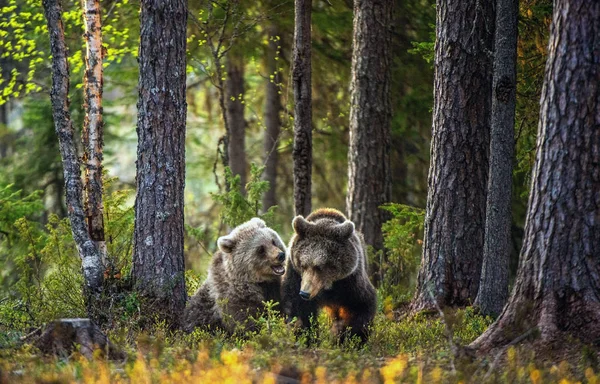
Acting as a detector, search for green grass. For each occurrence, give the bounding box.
[1,304,598,383]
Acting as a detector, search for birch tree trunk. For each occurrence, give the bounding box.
[474,0,519,317]
[132,0,188,329]
[42,0,104,318]
[225,58,247,193]
[292,0,313,217]
[471,0,600,351]
[262,29,282,211]
[346,0,393,281]
[82,0,106,263]
[411,0,494,312]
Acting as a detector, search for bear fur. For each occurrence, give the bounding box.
[281,208,377,343]
[183,218,287,333]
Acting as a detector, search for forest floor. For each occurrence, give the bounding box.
[0,307,598,383]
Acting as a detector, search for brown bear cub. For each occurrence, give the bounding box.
[183,218,286,334]
[281,208,377,343]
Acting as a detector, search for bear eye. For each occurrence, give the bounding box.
[271,239,277,247]
[313,266,322,273]
[257,245,266,256]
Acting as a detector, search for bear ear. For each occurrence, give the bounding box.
[217,235,236,253]
[292,215,310,237]
[249,217,266,228]
[332,220,355,240]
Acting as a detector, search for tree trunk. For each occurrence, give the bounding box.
[132,0,188,329]
[473,0,518,317]
[471,0,600,351]
[82,0,106,263]
[226,58,247,193]
[42,0,104,318]
[411,0,494,312]
[262,29,282,211]
[346,0,393,279]
[292,0,312,217]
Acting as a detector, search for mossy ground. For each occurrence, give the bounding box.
[1,306,598,383]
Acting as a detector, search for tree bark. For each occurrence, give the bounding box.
[262,29,282,211]
[346,0,393,271]
[411,0,494,311]
[471,0,600,351]
[473,0,518,317]
[132,0,188,329]
[292,0,312,217]
[42,0,104,318]
[226,58,247,193]
[82,0,106,263]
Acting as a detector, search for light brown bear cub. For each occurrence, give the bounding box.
[281,208,377,343]
[183,218,286,333]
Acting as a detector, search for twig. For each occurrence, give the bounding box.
[103,0,120,23]
[19,325,42,342]
[514,117,527,143]
[213,136,225,192]
[480,327,536,381]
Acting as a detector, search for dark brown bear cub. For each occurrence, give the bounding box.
[281,208,376,343]
[183,218,286,334]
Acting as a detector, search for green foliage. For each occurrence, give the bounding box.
[0,297,596,384]
[0,184,44,292]
[409,32,435,65]
[0,179,136,338]
[370,307,493,356]
[102,177,135,278]
[377,203,425,304]
[2,214,85,335]
[211,164,277,228]
[0,0,47,103]
[0,184,43,234]
[406,3,435,66]
[185,269,203,297]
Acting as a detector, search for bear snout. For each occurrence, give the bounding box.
[299,291,311,300]
[277,251,285,262]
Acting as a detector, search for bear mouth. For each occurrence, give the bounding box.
[271,265,285,275]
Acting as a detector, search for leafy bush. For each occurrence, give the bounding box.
[0,184,44,290]
[211,164,277,229]
[0,178,136,338]
[377,203,425,305]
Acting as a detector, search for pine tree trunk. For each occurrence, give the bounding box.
[346,0,393,274]
[132,0,188,329]
[471,0,600,351]
[42,0,104,318]
[82,0,106,263]
[473,0,518,317]
[411,0,494,312]
[292,0,312,217]
[262,29,282,211]
[226,58,247,193]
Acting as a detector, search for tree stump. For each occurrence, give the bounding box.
[34,318,124,360]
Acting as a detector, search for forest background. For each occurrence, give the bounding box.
[1,0,592,382]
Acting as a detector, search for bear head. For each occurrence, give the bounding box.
[217,218,287,282]
[289,209,359,300]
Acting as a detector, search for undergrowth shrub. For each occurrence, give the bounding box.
[2,337,598,384]
[0,178,136,340]
[370,307,493,356]
[376,203,425,305]
[211,164,277,229]
[0,184,44,290]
